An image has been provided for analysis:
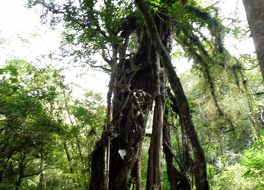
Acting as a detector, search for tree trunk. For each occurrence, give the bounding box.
[166,65,209,190]
[63,142,74,174]
[109,32,156,189]
[146,48,164,190]
[131,152,142,190]
[15,175,22,190]
[38,152,45,190]
[0,170,3,184]
[89,30,155,190]
[15,154,26,190]
[243,0,264,80]
[135,0,209,189]
[163,114,191,190]
[168,90,192,181]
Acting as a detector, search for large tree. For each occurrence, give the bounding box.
[243,0,264,80]
[28,0,229,189]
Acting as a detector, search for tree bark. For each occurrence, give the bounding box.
[168,89,193,178]
[89,30,155,190]
[146,51,164,190]
[243,0,264,80]
[109,31,155,189]
[131,153,142,190]
[135,0,209,189]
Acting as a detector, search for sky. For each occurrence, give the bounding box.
[0,0,109,98]
[0,0,59,62]
[0,0,256,98]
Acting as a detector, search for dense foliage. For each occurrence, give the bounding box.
[0,61,105,189]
